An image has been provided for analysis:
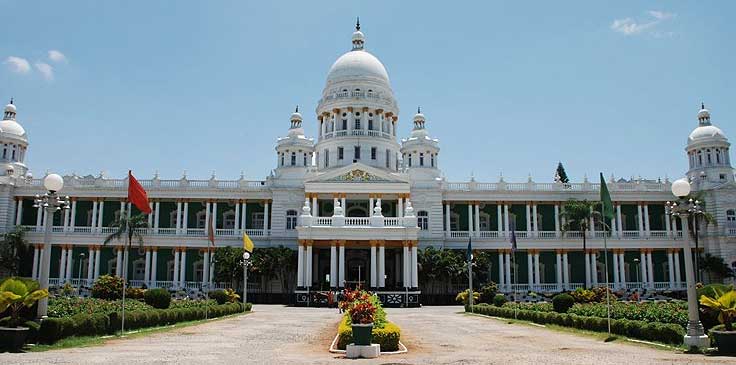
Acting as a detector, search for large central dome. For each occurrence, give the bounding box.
[326,50,389,85]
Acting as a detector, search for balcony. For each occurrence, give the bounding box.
[21,225,270,238]
[297,209,419,242]
[444,230,680,241]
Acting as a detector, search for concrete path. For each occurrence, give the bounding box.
[3,305,732,364]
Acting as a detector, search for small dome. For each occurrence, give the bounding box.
[291,111,302,121]
[352,30,365,43]
[326,50,390,85]
[413,111,425,122]
[4,103,16,113]
[697,107,710,121]
[689,125,726,142]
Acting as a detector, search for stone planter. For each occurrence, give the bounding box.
[711,330,736,354]
[351,323,373,346]
[0,326,30,350]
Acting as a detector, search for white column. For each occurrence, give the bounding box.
[94,248,101,280]
[369,197,375,216]
[212,202,218,232]
[91,201,98,232]
[555,251,562,290]
[612,251,620,289]
[584,251,591,287]
[182,202,189,233]
[62,205,70,232]
[445,203,451,235]
[312,196,318,217]
[115,247,123,277]
[338,244,346,287]
[643,204,650,237]
[297,243,304,287]
[147,202,153,229]
[263,201,269,236]
[15,198,23,226]
[378,244,386,288]
[31,246,39,280]
[498,251,505,290]
[204,202,211,232]
[398,196,404,218]
[674,249,682,287]
[87,246,95,284]
[504,252,512,288]
[589,206,595,237]
[497,204,504,236]
[527,252,534,288]
[180,249,187,286]
[504,204,510,235]
[532,204,538,237]
[525,203,531,235]
[640,251,647,286]
[97,200,105,233]
[66,246,74,282]
[616,204,623,237]
[340,196,346,215]
[618,252,626,287]
[312,250,318,288]
[467,204,474,236]
[370,244,377,287]
[637,204,644,237]
[562,252,570,289]
[305,244,313,287]
[667,250,675,288]
[330,243,337,288]
[534,251,541,287]
[154,201,160,233]
[590,252,598,286]
[234,201,241,232]
[554,204,561,237]
[58,247,67,281]
[411,244,419,288]
[646,250,654,289]
[474,203,480,234]
[173,249,180,286]
[151,249,158,285]
[176,201,182,234]
[665,207,672,237]
[144,249,151,286]
[35,205,43,231]
[403,244,409,287]
[119,201,126,222]
[202,250,210,286]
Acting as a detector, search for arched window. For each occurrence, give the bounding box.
[419,153,425,167]
[132,258,146,280]
[417,211,429,230]
[286,210,298,230]
[431,154,435,167]
[707,149,712,164]
[196,210,207,228]
[450,212,460,231]
[222,210,236,229]
[193,260,204,282]
[291,152,296,166]
[698,150,703,166]
[479,212,491,231]
[169,210,179,229]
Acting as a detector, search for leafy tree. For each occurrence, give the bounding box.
[699,253,734,283]
[251,246,297,293]
[103,214,149,279]
[212,246,246,288]
[555,162,570,184]
[0,226,31,277]
[418,247,466,293]
[560,199,603,287]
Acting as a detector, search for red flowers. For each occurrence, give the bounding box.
[338,288,377,325]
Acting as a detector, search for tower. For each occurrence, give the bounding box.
[0,99,30,178]
[274,106,315,178]
[686,103,733,190]
[401,107,441,180]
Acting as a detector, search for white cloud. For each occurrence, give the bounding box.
[611,10,675,36]
[48,50,67,63]
[34,62,54,81]
[4,56,31,74]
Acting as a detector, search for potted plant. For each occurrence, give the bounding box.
[0,278,49,350]
[348,298,376,346]
[699,287,736,353]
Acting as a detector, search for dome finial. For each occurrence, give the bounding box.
[356,17,360,31]
[295,105,299,113]
[417,106,421,114]
[701,102,705,110]
[9,97,13,105]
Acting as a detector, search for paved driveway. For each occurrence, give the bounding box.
[3,305,732,364]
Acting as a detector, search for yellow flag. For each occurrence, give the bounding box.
[243,232,254,253]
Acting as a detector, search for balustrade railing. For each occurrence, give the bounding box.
[383,217,400,227]
[445,180,670,192]
[313,217,333,226]
[478,231,498,239]
[345,217,370,226]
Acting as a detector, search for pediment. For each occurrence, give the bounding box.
[305,163,409,184]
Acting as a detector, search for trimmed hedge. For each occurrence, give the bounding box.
[471,303,684,345]
[337,315,401,351]
[39,302,252,344]
[144,288,172,309]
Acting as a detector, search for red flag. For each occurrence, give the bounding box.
[207,213,215,247]
[128,170,152,214]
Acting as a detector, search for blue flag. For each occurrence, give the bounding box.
[466,236,473,262]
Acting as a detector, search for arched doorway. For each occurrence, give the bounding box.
[346,202,370,217]
[345,249,369,288]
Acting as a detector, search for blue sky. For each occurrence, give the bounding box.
[1,1,733,183]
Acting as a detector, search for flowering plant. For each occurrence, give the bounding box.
[338,289,378,325]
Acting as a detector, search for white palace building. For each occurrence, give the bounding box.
[1,23,735,306]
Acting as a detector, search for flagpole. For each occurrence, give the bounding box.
[603,220,611,335]
[467,237,473,313]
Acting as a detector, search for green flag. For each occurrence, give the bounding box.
[599,173,614,220]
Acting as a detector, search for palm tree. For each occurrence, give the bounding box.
[560,199,603,288]
[103,214,149,281]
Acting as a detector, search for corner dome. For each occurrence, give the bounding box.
[325,50,390,86]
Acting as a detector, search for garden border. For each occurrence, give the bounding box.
[328,333,407,355]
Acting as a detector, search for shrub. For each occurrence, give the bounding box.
[493,294,507,307]
[479,282,498,304]
[48,297,153,317]
[455,290,480,306]
[126,287,146,300]
[209,290,228,305]
[144,288,172,309]
[570,288,596,303]
[336,315,401,351]
[552,293,575,313]
[91,275,124,300]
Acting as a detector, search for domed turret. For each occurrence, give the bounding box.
[314,20,401,172]
[401,107,440,179]
[0,98,29,177]
[685,103,732,188]
[276,106,314,172]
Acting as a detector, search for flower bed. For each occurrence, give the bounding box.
[38,302,252,344]
[471,303,684,345]
[335,289,401,352]
[336,315,401,351]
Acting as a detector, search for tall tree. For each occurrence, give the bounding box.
[103,214,149,278]
[555,162,570,183]
[699,253,734,283]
